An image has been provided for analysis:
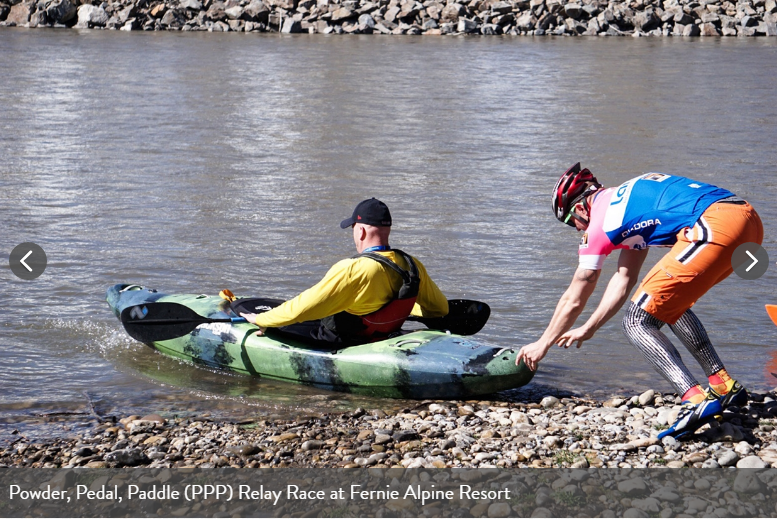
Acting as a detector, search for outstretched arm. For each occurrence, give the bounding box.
[515,267,601,371]
[556,248,649,349]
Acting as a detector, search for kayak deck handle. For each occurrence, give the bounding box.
[392,339,427,348]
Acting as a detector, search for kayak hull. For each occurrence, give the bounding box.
[106,284,534,399]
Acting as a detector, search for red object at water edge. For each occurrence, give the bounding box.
[767,305,777,327]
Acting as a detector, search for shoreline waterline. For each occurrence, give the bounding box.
[2,0,776,37]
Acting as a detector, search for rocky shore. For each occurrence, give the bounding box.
[4,388,777,471]
[1,0,776,36]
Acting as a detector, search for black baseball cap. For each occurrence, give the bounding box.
[339,198,392,229]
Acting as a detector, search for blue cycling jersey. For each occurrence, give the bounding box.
[602,173,734,247]
[579,173,735,270]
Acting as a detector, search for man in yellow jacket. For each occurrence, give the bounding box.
[239,198,449,344]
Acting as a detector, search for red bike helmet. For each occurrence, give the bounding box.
[552,163,601,227]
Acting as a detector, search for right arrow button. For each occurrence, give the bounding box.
[733,242,769,280]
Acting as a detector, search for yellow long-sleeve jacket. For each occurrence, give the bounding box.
[255,250,448,329]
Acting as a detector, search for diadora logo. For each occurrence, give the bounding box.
[254,305,273,311]
[129,306,148,320]
[579,233,589,249]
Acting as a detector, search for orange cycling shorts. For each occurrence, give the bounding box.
[631,201,763,324]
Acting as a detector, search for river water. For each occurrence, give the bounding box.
[1,30,776,443]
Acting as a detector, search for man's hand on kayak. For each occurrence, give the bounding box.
[239,312,266,335]
[555,326,594,349]
[515,341,551,372]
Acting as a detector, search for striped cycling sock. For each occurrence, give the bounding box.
[668,309,724,378]
[622,302,700,398]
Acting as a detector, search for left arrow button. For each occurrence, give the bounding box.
[10,243,47,280]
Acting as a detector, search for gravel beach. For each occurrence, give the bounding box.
[5,388,777,471]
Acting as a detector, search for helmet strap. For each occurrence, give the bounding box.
[566,193,592,227]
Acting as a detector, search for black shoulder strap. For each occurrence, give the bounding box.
[353,249,418,282]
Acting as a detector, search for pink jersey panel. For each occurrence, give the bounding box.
[578,189,626,270]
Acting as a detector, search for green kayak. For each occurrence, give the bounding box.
[106,284,533,399]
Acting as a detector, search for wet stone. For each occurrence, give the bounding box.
[300,440,323,451]
[638,390,655,406]
[718,449,740,466]
[736,455,768,468]
[392,430,419,442]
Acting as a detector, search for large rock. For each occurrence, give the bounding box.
[564,3,583,19]
[382,5,400,22]
[650,488,680,502]
[75,4,108,28]
[631,498,660,513]
[545,0,562,13]
[117,5,136,23]
[280,17,301,32]
[457,17,478,32]
[29,9,48,26]
[736,455,768,469]
[633,10,659,31]
[757,448,777,465]
[515,11,535,29]
[265,0,297,9]
[682,23,700,36]
[717,449,739,467]
[160,9,185,27]
[46,0,77,24]
[331,7,355,21]
[700,22,720,35]
[244,0,269,23]
[638,389,655,406]
[734,441,753,457]
[358,13,374,28]
[488,503,511,518]
[705,422,744,443]
[617,477,649,497]
[490,1,512,14]
[103,448,149,467]
[426,3,442,19]
[398,0,419,20]
[440,2,464,22]
[120,18,138,30]
[206,3,226,21]
[733,469,767,492]
[149,4,166,18]
[493,13,513,26]
[7,1,33,25]
[224,6,243,19]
